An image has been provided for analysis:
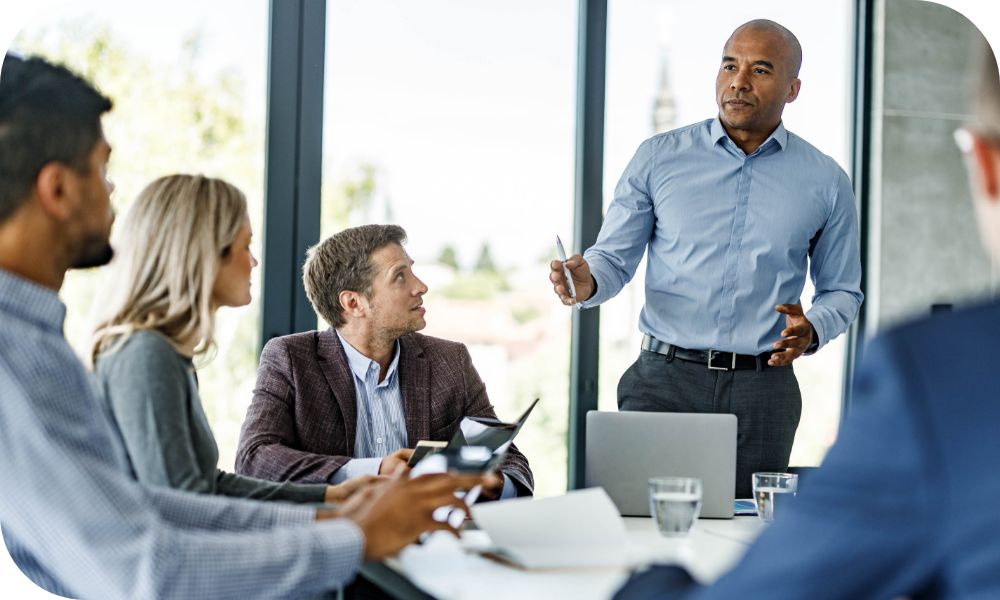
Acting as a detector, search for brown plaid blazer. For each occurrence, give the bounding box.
[235,329,534,494]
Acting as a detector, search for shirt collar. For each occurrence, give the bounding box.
[336,329,401,386]
[767,122,788,150]
[0,268,67,333]
[710,118,730,146]
[710,118,788,152]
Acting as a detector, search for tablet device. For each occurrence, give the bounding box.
[448,398,539,452]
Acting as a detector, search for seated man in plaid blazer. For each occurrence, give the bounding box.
[236,224,533,499]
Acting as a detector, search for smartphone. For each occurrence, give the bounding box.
[440,447,504,526]
[407,440,448,467]
[441,446,504,474]
[413,447,503,528]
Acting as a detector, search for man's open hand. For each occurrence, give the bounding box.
[769,304,816,367]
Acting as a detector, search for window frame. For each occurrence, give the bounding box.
[262,0,872,487]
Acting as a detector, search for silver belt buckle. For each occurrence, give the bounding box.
[707,349,735,371]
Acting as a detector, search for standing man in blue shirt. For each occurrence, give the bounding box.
[550,20,862,496]
[614,45,1000,599]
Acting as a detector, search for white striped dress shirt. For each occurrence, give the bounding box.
[331,331,518,498]
[343,333,408,458]
[330,331,408,480]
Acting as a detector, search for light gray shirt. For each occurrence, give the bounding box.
[0,269,363,599]
[95,330,326,503]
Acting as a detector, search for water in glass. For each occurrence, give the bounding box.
[651,491,702,536]
[648,477,702,537]
[753,486,795,522]
[752,472,798,523]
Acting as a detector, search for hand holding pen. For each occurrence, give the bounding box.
[549,236,595,306]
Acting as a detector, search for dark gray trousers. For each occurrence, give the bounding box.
[618,349,802,498]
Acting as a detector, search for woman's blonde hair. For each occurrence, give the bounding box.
[90,174,247,364]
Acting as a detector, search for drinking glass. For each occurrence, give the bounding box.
[648,477,702,537]
[752,472,798,523]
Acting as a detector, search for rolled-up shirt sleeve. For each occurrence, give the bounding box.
[805,168,864,351]
[580,140,656,309]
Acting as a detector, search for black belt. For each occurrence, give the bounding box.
[641,334,776,371]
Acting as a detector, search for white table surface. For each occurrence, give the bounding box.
[392,516,764,600]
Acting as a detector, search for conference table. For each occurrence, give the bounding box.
[359,515,764,599]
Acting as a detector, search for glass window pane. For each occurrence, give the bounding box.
[322,0,577,496]
[10,1,269,471]
[601,0,854,466]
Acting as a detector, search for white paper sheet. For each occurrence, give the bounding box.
[470,487,628,569]
[398,531,630,600]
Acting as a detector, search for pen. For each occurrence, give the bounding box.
[555,235,577,302]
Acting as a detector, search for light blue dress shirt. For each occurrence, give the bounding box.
[0,269,363,599]
[332,331,517,498]
[580,118,863,355]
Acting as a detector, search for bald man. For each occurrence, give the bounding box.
[614,45,1000,599]
[550,20,863,497]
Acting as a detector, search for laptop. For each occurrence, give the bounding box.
[585,411,737,519]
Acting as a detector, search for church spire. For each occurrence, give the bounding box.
[652,48,676,134]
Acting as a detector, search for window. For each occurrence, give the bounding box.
[321,0,577,496]
[10,0,269,471]
[600,0,855,466]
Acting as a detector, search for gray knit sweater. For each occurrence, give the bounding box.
[94,330,325,503]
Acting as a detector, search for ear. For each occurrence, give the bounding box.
[785,78,801,104]
[338,290,366,320]
[971,135,1000,202]
[34,162,77,221]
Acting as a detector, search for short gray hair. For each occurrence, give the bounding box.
[303,224,407,328]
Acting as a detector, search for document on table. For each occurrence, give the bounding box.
[469,487,628,569]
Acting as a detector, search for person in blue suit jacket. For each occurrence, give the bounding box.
[615,44,1000,600]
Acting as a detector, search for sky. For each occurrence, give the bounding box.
[3,1,999,269]
[321,0,856,266]
[0,0,857,269]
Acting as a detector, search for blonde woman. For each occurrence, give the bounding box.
[91,174,370,504]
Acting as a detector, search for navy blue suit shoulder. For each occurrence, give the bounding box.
[615,300,1000,600]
